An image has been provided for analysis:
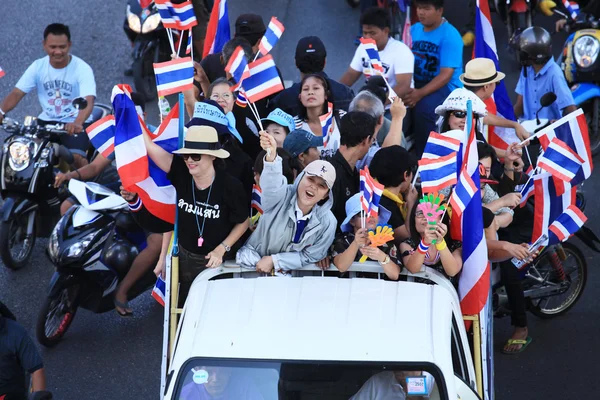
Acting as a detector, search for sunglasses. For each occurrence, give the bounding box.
[181,154,202,161]
[451,111,467,118]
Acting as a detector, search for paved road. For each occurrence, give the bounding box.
[0,1,597,399]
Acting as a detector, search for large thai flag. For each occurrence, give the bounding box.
[320,102,334,148]
[202,0,231,58]
[422,131,461,159]
[153,57,194,97]
[538,109,593,195]
[450,101,490,316]
[474,0,517,150]
[418,152,458,192]
[549,205,587,243]
[537,137,585,182]
[224,46,250,91]
[242,55,284,103]
[359,37,384,78]
[86,115,116,160]
[532,173,576,245]
[258,17,285,56]
[0,66,5,78]
[360,167,384,216]
[251,184,263,214]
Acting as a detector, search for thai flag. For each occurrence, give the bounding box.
[418,152,458,193]
[422,131,461,159]
[251,185,263,214]
[151,275,166,307]
[532,173,576,245]
[562,0,580,20]
[185,29,192,55]
[320,102,334,148]
[236,90,248,108]
[242,55,284,103]
[450,100,490,316]
[0,66,5,78]
[155,0,197,30]
[155,0,178,28]
[259,17,285,56]
[474,0,518,150]
[359,37,384,77]
[402,5,412,47]
[538,109,593,195]
[519,173,539,207]
[548,205,587,243]
[153,57,194,97]
[537,137,585,182]
[360,167,384,216]
[224,46,250,91]
[86,115,116,160]
[202,0,231,58]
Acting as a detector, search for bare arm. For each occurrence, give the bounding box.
[417,68,453,98]
[143,131,173,173]
[0,88,26,121]
[73,95,95,126]
[339,67,362,87]
[563,105,577,116]
[333,241,361,273]
[392,73,412,99]
[382,97,406,148]
[514,95,524,118]
[400,242,425,274]
[439,245,462,277]
[183,88,196,120]
[31,368,47,392]
[73,154,111,180]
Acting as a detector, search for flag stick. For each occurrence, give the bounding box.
[248,100,269,157]
[519,167,538,196]
[189,29,194,60]
[253,51,260,62]
[177,30,185,58]
[367,60,396,101]
[166,28,177,56]
[524,145,533,169]
[412,167,419,187]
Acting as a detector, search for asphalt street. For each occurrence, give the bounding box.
[0,1,598,399]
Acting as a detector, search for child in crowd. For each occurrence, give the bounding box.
[261,108,296,147]
[332,193,401,280]
[282,129,323,170]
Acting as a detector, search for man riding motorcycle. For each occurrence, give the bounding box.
[0,23,95,169]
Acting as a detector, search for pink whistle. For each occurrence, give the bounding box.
[197,237,204,247]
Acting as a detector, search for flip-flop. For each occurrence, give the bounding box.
[502,336,532,355]
[113,298,133,317]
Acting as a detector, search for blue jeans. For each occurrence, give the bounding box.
[412,86,452,157]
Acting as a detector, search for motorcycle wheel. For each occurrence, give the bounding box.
[527,242,587,319]
[133,56,158,102]
[585,98,600,157]
[0,210,37,270]
[36,284,80,348]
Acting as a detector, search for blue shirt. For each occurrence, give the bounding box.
[410,20,463,91]
[515,59,575,120]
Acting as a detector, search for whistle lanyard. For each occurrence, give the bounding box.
[192,175,214,247]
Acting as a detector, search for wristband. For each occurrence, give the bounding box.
[378,255,391,266]
[74,169,82,179]
[435,240,447,251]
[0,108,5,116]
[417,240,429,255]
[504,167,515,172]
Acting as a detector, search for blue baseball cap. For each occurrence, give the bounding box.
[261,108,295,133]
[283,129,323,157]
[340,193,391,233]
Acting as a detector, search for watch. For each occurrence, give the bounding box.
[378,255,391,266]
[220,242,231,252]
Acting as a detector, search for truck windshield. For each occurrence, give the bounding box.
[172,358,448,400]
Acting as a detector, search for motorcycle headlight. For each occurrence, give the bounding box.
[48,211,70,262]
[8,142,31,172]
[142,13,161,33]
[574,35,600,68]
[63,231,97,261]
[127,7,141,33]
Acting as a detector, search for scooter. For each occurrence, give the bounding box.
[36,180,156,348]
[496,0,537,62]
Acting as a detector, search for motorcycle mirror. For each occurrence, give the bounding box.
[540,92,557,108]
[72,97,88,110]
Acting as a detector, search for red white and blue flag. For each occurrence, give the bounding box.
[151,275,166,306]
[86,115,116,160]
[450,101,490,316]
[402,5,412,48]
[359,37,384,77]
[537,137,585,182]
[251,184,263,214]
[474,0,518,150]
[224,46,250,91]
[242,55,284,103]
[320,102,334,148]
[532,173,576,245]
[258,17,285,56]
[155,0,197,30]
[549,204,587,243]
[519,173,539,207]
[562,0,580,20]
[202,0,231,57]
[422,131,461,159]
[185,29,193,55]
[153,57,194,97]
[236,90,248,108]
[418,152,458,193]
[538,109,593,195]
[360,167,384,217]
[0,66,5,78]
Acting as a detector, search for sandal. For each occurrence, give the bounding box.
[502,336,532,355]
[113,298,133,317]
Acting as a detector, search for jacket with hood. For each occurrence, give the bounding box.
[236,156,337,272]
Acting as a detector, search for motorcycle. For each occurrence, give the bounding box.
[496,0,537,61]
[0,98,111,270]
[124,0,180,101]
[556,8,600,156]
[36,179,156,348]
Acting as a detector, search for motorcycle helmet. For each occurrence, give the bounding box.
[103,240,139,274]
[518,26,553,66]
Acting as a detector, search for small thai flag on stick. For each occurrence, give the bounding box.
[153,57,194,97]
[86,115,116,160]
[258,16,285,56]
[319,102,334,148]
[251,185,263,214]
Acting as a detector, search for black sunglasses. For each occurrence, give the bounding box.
[451,111,467,118]
[181,154,202,161]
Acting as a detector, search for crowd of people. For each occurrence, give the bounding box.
[0,0,584,397]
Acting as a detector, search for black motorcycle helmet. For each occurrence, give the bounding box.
[518,26,553,66]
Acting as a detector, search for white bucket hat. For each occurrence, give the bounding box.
[434,88,488,117]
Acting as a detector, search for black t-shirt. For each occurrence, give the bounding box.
[0,318,44,398]
[327,151,360,227]
[379,196,405,230]
[200,53,226,83]
[223,141,253,206]
[167,157,248,255]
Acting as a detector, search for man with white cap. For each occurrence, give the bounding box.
[236,131,337,276]
[461,58,530,141]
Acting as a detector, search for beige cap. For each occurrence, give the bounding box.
[460,58,506,86]
[304,160,336,189]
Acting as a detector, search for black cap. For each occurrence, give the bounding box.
[295,36,327,60]
[235,14,266,36]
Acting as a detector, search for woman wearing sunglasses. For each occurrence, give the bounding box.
[434,87,488,142]
[143,126,249,303]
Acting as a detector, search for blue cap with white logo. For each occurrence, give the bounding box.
[261,108,295,133]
